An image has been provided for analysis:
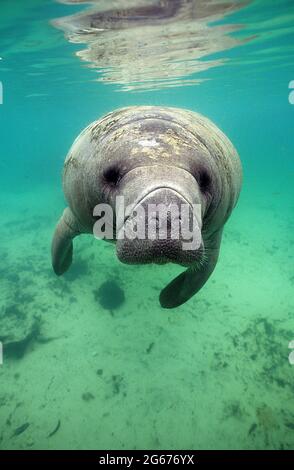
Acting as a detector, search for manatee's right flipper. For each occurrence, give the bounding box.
[51,207,81,275]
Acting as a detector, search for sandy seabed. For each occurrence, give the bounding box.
[0,181,293,450]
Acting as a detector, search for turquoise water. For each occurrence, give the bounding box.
[0,0,294,450]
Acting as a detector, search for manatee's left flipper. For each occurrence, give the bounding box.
[160,229,223,309]
[51,207,82,275]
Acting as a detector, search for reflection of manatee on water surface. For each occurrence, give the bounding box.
[53,0,252,91]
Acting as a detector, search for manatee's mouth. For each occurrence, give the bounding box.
[116,233,205,267]
[115,186,204,267]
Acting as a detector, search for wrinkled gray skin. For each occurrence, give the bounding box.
[52,106,242,308]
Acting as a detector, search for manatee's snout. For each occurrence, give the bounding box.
[116,187,203,267]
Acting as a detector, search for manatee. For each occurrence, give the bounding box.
[51,106,242,308]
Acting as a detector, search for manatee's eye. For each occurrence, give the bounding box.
[198,169,211,193]
[103,165,121,186]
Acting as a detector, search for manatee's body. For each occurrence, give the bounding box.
[52,106,242,308]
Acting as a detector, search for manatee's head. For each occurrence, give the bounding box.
[64,107,225,269]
